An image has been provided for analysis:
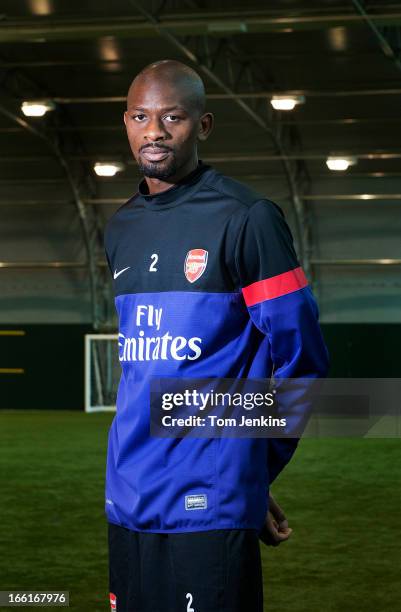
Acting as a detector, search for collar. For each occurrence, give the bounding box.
[135,161,211,210]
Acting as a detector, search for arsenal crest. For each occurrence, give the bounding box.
[184,248,208,283]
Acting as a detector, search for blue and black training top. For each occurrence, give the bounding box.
[104,161,329,533]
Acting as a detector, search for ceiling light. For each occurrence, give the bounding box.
[326,156,357,171]
[98,36,122,72]
[94,162,125,177]
[327,27,347,52]
[21,100,55,117]
[28,0,53,15]
[270,95,305,111]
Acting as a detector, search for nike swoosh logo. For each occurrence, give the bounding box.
[113,266,130,280]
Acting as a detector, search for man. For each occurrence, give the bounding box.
[104,59,329,612]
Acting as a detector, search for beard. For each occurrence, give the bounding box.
[138,152,178,180]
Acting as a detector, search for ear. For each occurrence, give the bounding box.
[123,111,128,127]
[197,112,214,142]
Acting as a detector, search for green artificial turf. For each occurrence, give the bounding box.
[263,437,401,612]
[0,411,400,611]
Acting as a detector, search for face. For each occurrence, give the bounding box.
[124,77,213,180]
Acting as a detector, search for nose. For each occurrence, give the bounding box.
[144,116,168,142]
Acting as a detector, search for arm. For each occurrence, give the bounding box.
[236,199,330,484]
[104,246,113,278]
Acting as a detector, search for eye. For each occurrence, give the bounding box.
[132,114,146,121]
[164,114,180,122]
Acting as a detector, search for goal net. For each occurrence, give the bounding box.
[84,334,120,412]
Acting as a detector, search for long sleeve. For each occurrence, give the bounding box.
[235,199,330,484]
[104,223,114,278]
[105,249,113,278]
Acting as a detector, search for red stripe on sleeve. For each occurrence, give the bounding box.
[242,266,308,306]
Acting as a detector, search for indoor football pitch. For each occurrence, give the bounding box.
[0,411,400,612]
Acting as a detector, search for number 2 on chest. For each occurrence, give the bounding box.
[149,253,158,272]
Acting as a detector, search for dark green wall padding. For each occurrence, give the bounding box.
[0,324,399,410]
[0,325,92,410]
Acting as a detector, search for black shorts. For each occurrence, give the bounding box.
[108,522,263,612]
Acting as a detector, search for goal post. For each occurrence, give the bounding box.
[84,333,120,413]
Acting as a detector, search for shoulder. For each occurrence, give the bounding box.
[204,168,285,221]
[203,169,265,210]
[243,197,287,226]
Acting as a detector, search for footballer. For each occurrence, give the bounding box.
[104,60,329,612]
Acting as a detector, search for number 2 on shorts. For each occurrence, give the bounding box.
[186,592,195,611]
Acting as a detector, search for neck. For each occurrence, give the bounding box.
[144,154,199,195]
